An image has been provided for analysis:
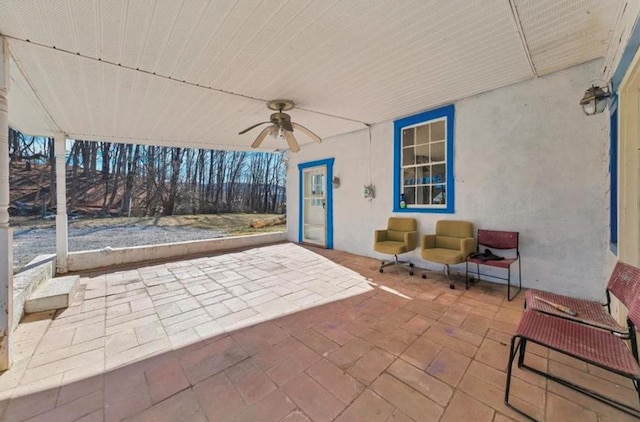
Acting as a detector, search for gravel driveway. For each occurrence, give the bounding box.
[12,225,224,269]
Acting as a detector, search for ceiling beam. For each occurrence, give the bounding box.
[507,0,538,78]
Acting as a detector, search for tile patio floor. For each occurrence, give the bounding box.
[0,242,637,421]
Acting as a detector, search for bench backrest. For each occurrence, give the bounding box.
[608,261,640,327]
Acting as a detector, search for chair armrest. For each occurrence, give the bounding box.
[405,231,418,251]
[422,234,436,249]
[374,230,387,243]
[461,237,476,258]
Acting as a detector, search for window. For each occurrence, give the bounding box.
[393,104,455,213]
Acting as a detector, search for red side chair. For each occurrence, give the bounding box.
[525,261,640,362]
[465,229,521,301]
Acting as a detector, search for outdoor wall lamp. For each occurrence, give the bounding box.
[580,83,610,115]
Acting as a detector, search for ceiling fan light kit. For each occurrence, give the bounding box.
[239,99,322,152]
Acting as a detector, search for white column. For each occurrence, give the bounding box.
[55,134,68,273]
[0,36,13,370]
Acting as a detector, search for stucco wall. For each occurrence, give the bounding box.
[287,60,610,300]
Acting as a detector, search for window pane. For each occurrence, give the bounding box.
[404,187,416,205]
[402,147,415,166]
[417,185,430,205]
[432,163,446,185]
[403,167,416,186]
[431,120,445,141]
[416,124,429,145]
[430,141,445,162]
[416,165,429,184]
[415,144,429,164]
[432,185,445,205]
[402,128,414,147]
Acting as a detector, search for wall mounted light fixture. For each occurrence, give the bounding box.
[579,83,610,115]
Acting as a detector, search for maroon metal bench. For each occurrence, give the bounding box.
[465,229,521,300]
[524,261,640,361]
[505,310,640,418]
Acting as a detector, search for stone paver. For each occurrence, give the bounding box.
[0,242,636,421]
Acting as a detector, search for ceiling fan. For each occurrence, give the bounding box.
[239,99,321,153]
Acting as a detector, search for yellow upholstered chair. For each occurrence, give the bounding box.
[374,217,418,275]
[421,220,475,289]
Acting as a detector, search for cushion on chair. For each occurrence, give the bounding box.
[386,230,406,242]
[422,248,464,265]
[388,217,418,232]
[436,220,473,238]
[435,236,462,251]
[374,241,407,255]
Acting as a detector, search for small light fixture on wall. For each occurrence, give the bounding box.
[579,82,610,115]
[332,176,341,189]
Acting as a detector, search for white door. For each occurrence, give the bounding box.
[302,166,327,246]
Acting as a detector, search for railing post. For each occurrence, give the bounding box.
[0,36,13,370]
[55,134,68,273]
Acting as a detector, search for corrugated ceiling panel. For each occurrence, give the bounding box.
[69,0,99,57]
[151,0,211,77]
[515,0,619,75]
[0,0,624,149]
[8,41,362,149]
[135,0,182,71]
[8,58,59,135]
[603,0,640,80]
[99,0,126,63]
[167,0,237,81]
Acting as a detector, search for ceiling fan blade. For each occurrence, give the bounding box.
[292,123,321,143]
[239,121,270,135]
[284,130,301,153]
[281,119,294,132]
[251,126,273,149]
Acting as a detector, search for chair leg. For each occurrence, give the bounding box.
[465,261,469,290]
[504,336,521,406]
[629,319,639,363]
[445,264,455,289]
[507,259,522,301]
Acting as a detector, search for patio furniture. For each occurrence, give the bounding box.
[505,309,640,419]
[420,220,474,289]
[524,261,640,361]
[374,217,418,275]
[465,229,521,300]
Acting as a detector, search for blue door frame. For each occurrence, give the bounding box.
[298,158,334,249]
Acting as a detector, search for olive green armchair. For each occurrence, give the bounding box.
[421,220,475,289]
[374,217,418,275]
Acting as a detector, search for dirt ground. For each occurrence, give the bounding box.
[11,214,285,271]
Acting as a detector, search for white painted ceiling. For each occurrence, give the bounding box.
[0,0,624,151]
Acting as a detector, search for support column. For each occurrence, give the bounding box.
[0,36,13,370]
[55,134,68,273]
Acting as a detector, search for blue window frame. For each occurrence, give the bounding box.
[393,104,455,213]
[609,100,618,254]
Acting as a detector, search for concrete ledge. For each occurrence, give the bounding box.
[67,231,288,272]
[13,254,56,330]
[25,275,79,313]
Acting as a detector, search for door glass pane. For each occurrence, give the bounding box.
[304,198,324,226]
